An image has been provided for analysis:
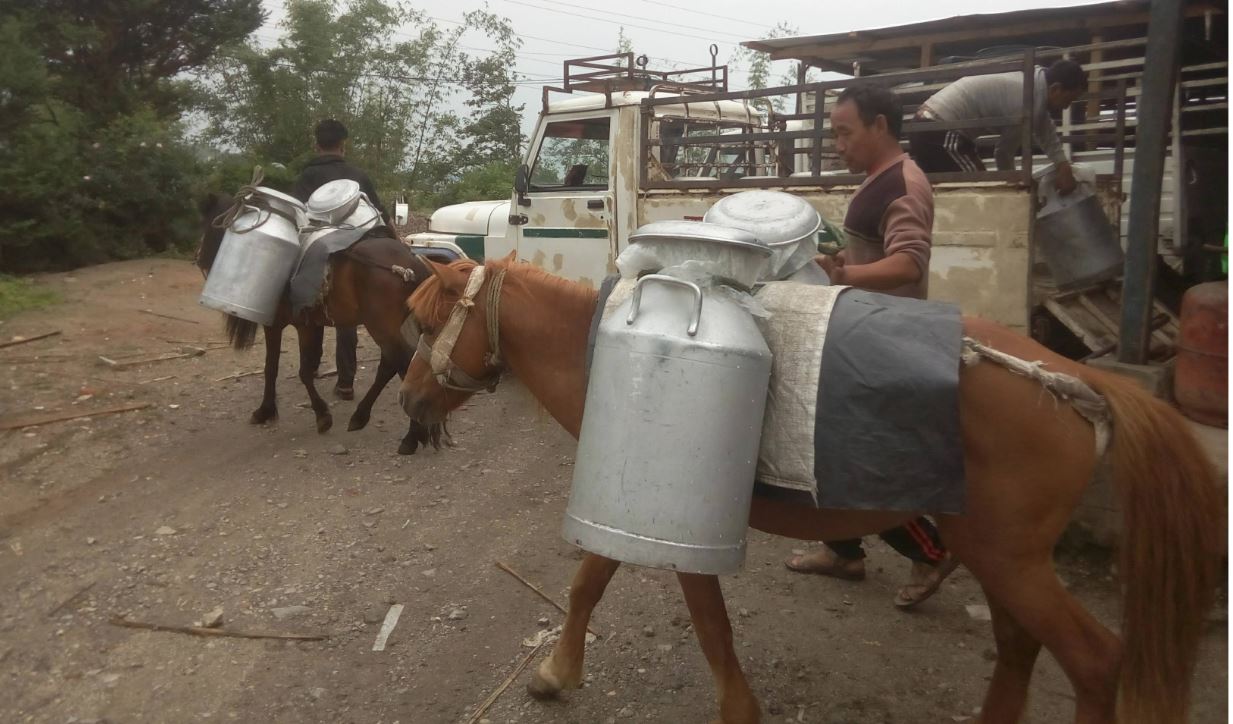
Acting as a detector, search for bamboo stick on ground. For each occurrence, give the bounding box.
[0,402,151,431]
[109,616,327,641]
[0,330,61,349]
[495,560,600,637]
[139,309,201,325]
[465,642,545,724]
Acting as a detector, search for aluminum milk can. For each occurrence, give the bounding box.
[563,271,773,575]
[1033,163,1124,290]
[200,187,306,326]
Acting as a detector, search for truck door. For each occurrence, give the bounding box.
[512,111,615,286]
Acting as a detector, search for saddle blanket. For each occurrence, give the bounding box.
[288,227,372,315]
[590,278,966,513]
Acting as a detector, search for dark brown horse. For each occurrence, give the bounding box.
[399,257,1222,724]
[197,193,450,454]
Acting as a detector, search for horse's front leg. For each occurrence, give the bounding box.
[678,573,760,724]
[250,323,281,424]
[528,554,620,699]
[348,353,397,432]
[296,324,332,433]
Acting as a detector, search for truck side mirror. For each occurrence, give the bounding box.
[513,164,530,196]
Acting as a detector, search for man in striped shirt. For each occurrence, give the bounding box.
[786,83,957,609]
[908,59,1087,195]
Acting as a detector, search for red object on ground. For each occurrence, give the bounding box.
[1175,280,1228,427]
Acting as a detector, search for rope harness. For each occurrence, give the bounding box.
[410,265,507,393]
[210,166,299,232]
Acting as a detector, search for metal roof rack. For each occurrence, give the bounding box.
[541,48,729,113]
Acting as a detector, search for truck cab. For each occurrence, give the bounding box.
[409,54,763,288]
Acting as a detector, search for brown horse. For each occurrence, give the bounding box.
[398,257,1222,724]
[197,193,450,454]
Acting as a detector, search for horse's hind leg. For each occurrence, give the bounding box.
[977,596,1042,723]
[961,552,1120,724]
[348,354,397,432]
[528,554,620,699]
[250,324,282,424]
[677,573,760,724]
[296,324,333,433]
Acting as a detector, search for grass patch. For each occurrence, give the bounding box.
[0,274,59,320]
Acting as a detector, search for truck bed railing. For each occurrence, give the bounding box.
[638,48,1134,192]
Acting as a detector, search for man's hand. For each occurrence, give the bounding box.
[1054,161,1078,195]
[815,251,845,284]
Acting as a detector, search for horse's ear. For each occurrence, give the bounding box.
[426,260,468,294]
[501,250,517,264]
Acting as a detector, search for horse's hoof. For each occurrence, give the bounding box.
[347,413,369,432]
[397,439,419,456]
[316,415,333,434]
[250,408,277,424]
[527,670,564,701]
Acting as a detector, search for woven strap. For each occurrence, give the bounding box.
[430,266,487,377]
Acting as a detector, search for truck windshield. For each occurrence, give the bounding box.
[530,117,611,190]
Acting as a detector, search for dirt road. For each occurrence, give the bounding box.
[1,259,1226,723]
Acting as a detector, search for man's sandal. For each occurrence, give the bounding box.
[894,556,961,609]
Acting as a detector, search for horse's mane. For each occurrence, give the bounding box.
[408,258,595,327]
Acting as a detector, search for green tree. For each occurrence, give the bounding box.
[19,0,263,124]
[0,1,260,271]
[199,0,524,203]
[732,22,800,112]
[616,27,633,55]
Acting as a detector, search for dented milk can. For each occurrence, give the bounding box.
[200,187,306,326]
[563,224,773,575]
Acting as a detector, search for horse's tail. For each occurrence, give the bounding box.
[225,314,259,351]
[1086,373,1223,723]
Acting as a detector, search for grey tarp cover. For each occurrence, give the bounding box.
[809,289,965,513]
[288,227,371,315]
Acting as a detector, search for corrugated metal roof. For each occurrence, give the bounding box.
[741,1,1150,56]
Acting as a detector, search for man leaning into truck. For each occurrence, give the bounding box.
[908,59,1087,194]
[784,83,958,609]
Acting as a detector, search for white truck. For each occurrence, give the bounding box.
[410,52,1127,335]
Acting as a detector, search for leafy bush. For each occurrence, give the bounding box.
[0,108,205,271]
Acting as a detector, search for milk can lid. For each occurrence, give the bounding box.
[628,220,771,256]
[703,190,821,248]
[306,179,362,218]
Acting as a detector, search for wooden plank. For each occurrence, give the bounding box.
[1076,293,1121,334]
[0,402,151,431]
[1044,298,1110,351]
[0,330,61,349]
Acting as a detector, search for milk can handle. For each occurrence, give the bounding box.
[627,274,703,336]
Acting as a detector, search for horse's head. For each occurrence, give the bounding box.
[398,255,511,424]
[195,192,231,276]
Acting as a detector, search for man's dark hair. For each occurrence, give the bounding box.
[314,119,348,150]
[1045,59,1087,91]
[835,83,903,139]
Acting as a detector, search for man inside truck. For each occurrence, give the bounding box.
[784,83,958,609]
[907,59,1088,195]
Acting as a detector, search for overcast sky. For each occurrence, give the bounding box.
[257,0,1107,132]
